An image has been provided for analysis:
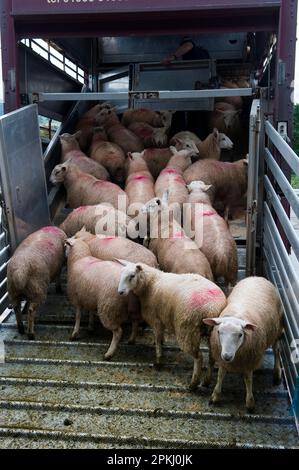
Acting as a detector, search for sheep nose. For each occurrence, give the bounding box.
[118,290,125,296]
[222,352,233,362]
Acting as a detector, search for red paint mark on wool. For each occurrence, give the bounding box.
[100,236,116,242]
[161,168,178,175]
[170,231,187,240]
[40,226,62,235]
[83,257,102,268]
[190,289,224,309]
[174,176,186,185]
[203,211,216,217]
[132,175,150,181]
[73,206,88,214]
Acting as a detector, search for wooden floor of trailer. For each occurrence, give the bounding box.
[0,208,298,449]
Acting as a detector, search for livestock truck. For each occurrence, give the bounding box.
[0,0,299,449]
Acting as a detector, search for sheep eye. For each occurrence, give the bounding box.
[239,333,242,338]
[129,274,135,281]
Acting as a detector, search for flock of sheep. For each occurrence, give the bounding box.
[7,91,283,412]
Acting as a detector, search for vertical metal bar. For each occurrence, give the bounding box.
[0,0,20,113]
[246,99,261,276]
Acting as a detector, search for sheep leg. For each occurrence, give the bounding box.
[209,366,226,404]
[201,349,215,387]
[27,302,38,341]
[70,307,81,341]
[189,351,203,391]
[244,371,255,412]
[14,302,24,335]
[104,327,123,360]
[128,320,139,345]
[273,341,282,385]
[154,325,164,369]
[88,311,95,333]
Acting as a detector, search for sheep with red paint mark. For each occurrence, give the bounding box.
[155,147,193,208]
[89,127,126,185]
[59,133,110,181]
[59,204,130,238]
[186,180,238,289]
[66,238,140,357]
[7,226,66,340]
[117,260,226,389]
[141,192,213,280]
[50,160,128,211]
[122,108,174,129]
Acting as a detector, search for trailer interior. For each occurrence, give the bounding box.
[0,0,298,448]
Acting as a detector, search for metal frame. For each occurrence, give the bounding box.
[32,88,253,103]
[262,119,299,419]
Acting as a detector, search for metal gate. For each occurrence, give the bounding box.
[247,98,299,412]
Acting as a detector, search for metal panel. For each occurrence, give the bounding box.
[0,105,50,252]
[265,121,299,176]
[100,34,247,63]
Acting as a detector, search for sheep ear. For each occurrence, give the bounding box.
[113,258,130,266]
[136,264,143,272]
[213,128,219,139]
[203,318,221,326]
[169,146,178,155]
[127,152,133,160]
[73,130,82,140]
[65,238,75,247]
[186,184,192,193]
[243,322,257,331]
[203,184,213,192]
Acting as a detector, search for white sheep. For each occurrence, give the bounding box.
[117,260,226,389]
[203,277,284,411]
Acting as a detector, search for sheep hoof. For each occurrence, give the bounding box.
[104,354,112,361]
[209,395,220,406]
[246,405,255,414]
[189,383,199,392]
[200,378,211,388]
[18,325,25,335]
[70,334,79,341]
[27,333,35,341]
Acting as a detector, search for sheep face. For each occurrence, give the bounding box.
[174,138,199,157]
[218,133,234,150]
[118,263,142,296]
[50,163,68,184]
[153,128,168,147]
[95,107,114,125]
[157,110,174,129]
[187,181,212,192]
[204,317,256,362]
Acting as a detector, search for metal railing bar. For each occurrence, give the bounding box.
[0,277,7,290]
[264,204,299,297]
[265,148,299,220]
[265,120,299,177]
[264,227,299,338]
[0,262,8,274]
[264,177,299,261]
[0,292,8,306]
[263,241,299,346]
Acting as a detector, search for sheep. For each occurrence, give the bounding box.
[50,160,128,211]
[209,102,241,139]
[183,158,248,220]
[128,122,168,148]
[70,226,158,268]
[7,226,66,340]
[75,103,108,151]
[141,193,213,281]
[122,108,174,129]
[125,152,156,228]
[136,139,199,181]
[203,277,283,411]
[117,260,226,388]
[170,129,233,160]
[218,79,243,109]
[89,127,126,185]
[66,238,140,357]
[155,147,192,207]
[59,204,130,238]
[95,107,144,154]
[186,181,238,289]
[59,133,110,180]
